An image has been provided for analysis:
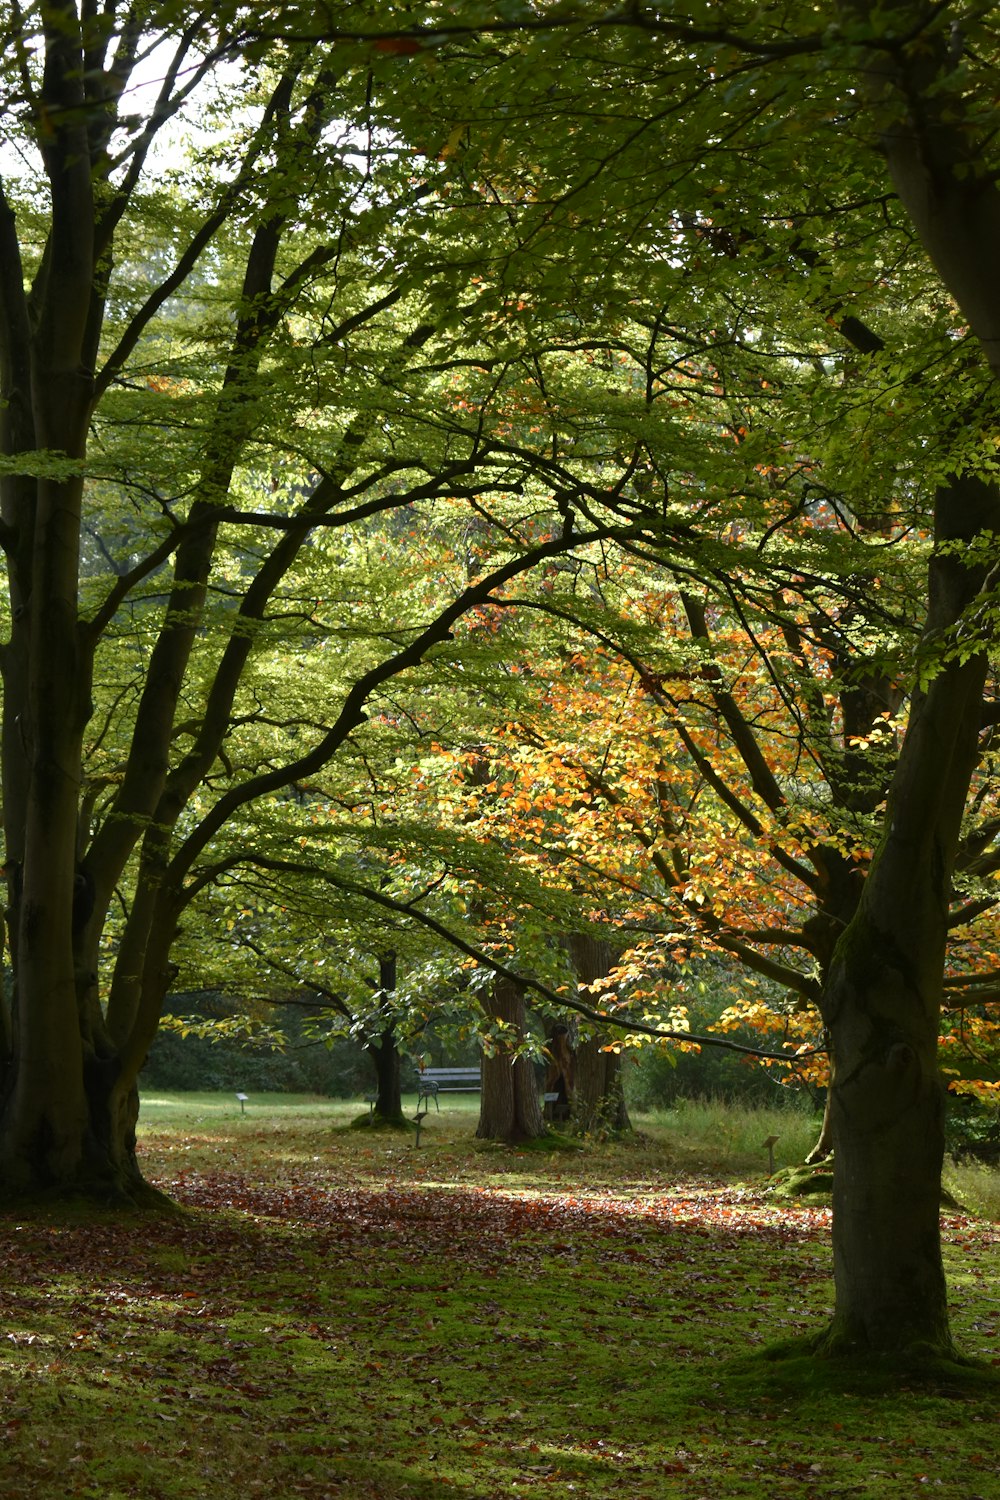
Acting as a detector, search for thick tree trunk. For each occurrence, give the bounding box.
[572,1038,631,1136]
[816,474,999,1355]
[0,7,134,1200]
[821,930,952,1354]
[0,35,96,1189]
[86,1063,151,1202]
[1,1062,148,1203]
[824,25,1000,1349]
[477,976,545,1144]
[565,933,632,1136]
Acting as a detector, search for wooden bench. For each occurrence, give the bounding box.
[416,1067,482,1110]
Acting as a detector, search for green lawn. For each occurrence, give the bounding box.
[0,1094,996,1499]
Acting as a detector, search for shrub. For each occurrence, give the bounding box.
[625,1037,803,1111]
[945,1092,1000,1163]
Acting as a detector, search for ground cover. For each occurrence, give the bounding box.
[0,1095,997,1499]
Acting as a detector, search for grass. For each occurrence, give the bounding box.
[0,1093,997,1499]
[944,1157,1000,1223]
[638,1096,824,1172]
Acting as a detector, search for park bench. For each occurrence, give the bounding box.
[417,1066,482,1110]
[416,1067,561,1112]
[409,1068,564,1144]
[368,1067,554,1120]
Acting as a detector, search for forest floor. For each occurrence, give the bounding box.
[0,1094,997,1499]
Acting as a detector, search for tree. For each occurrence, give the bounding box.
[7,0,998,1363]
[175,838,483,1128]
[0,3,656,1199]
[476,974,545,1144]
[306,0,1000,1354]
[461,544,1000,1154]
[565,933,632,1136]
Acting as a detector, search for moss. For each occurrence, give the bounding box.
[0,1176,186,1216]
[769,1162,835,1199]
[474,1129,581,1153]
[349,1110,410,1132]
[756,1337,1000,1395]
[769,1161,963,1210]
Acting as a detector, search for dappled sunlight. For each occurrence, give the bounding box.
[1,1098,998,1497]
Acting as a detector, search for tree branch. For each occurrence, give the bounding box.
[188,852,824,1063]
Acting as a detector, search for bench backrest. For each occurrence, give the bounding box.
[419,1067,481,1090]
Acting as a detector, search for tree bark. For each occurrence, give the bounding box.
[817,473,999,1355]
[0,36,324,1200]
[565,933,632,1136]
[477,975,545,1144]
[807,6,1000,1354]
[0,3,99,1193]
[368,1029,405,1123]
[572,1037,631,1135]
[367,955,405,1124]
[840,0,1000,384]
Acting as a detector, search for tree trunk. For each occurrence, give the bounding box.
[819,23,1000,1345]
[85,1062,149,1202]
[817,473,999,1356]
[0,31,314,1201]
[565,933,632,1136]
[821,923,953,1354]
[0,9,99,1194]
[368,1031,404,1125]
[477,975,545,1144]
[572,1038,631,1136]
[364,954,404,1124]
[841,0,1000,386]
